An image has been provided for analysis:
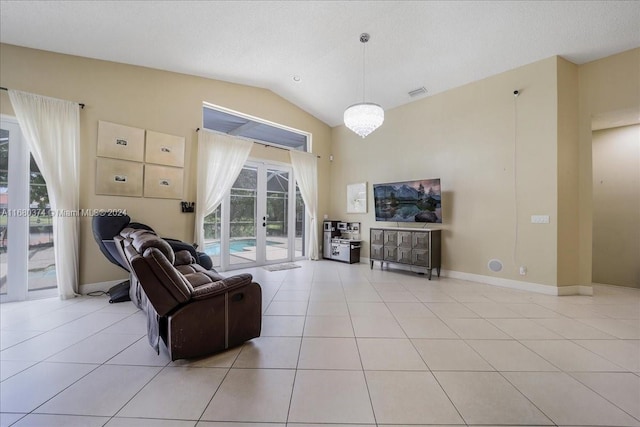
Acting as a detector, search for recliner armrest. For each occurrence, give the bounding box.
[190,273,254,300]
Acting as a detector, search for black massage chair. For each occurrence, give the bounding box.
[92,213,212,303]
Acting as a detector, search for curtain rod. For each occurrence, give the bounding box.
[196,127,320,158]
[0,87,85,109]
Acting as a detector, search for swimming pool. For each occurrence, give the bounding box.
[204,239,280,256]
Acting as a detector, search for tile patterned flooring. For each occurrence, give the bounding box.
[1,260,639,427]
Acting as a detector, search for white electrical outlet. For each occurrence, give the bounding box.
[531,215,550,224]
[519,266,527,275]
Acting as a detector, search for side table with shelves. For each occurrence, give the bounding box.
[370,227,441,279]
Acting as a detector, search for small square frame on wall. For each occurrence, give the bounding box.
[95,158,144,197]
[347,182,367,213]
[145,130,185,167]
[144,164,184,199]
[97,120,145,162]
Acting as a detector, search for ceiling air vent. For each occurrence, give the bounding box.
[408,87,427,97]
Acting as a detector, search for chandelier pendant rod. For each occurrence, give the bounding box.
[362,38,366,103]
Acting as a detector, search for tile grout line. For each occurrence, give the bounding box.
[344,269,379,427]
[283,266,311,425]
[565,370,640,423]
[390,277,470,426]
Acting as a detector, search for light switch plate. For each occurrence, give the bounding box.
[531,215,550,224]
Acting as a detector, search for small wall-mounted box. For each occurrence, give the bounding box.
[531,215,550,224]
[181,201,195,213]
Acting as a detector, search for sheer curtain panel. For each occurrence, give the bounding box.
[194,130,253,249]
[8,90,80,299]
[290,150,319,260]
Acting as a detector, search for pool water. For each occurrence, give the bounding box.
[204,239,280,256]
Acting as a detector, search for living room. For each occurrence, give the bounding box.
[1,1,639,426]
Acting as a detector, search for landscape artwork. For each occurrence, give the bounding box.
[373,178,441,223]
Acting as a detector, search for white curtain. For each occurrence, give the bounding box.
[9,90,80,299]
[290,150,319,260]
[194,130,253,249]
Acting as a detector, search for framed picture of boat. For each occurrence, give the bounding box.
[346,182,367,213]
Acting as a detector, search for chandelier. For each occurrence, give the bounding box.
[344,33,384,138]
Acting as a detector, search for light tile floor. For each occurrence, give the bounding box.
[1,260,639,427]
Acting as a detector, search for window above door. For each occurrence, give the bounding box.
[203,104,309,151]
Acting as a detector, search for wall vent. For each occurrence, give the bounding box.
[488,259,503,272]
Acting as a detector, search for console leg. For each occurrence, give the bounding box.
[428,269,432,280]
[370,260,373,269]
[437,267,441,277]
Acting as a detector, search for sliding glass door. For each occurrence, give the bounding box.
[1,117,57,302]
[202,160,305,270]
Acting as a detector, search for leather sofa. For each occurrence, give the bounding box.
[117,228,262,361]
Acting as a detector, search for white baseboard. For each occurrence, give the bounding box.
[362,257,593,296]
[441,270,593,296]
[557,285,594,296]
[79,279,126,295]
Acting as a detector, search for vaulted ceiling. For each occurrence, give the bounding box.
[1,1,639,126]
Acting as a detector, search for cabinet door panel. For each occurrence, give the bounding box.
[398,231,412,248]
[412,232,430,249]
[384,246,398,261]
[370,229,384,245]
[371,244,384,260]
[398,247,412,264]
[384,231,398,246]
[412,249,429,267]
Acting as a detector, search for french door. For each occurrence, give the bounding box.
[203,160,306,270]
[0,116,57,302]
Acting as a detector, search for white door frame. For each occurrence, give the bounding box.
[1,116,57,302]
[264,162,295,265]
[1,117,29,302]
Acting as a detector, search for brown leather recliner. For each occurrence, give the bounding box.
[118,229,262,361]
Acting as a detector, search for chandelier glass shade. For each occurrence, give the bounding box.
[344,33,384,138]
[344,102,384,138]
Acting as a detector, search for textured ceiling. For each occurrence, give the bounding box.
[1,1,639,127]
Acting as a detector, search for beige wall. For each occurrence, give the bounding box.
[592,125,640,287]
[0,43,332,286]
[330,49,639,289]
[578,48,640,286]
[556,57,580,286]
[331,57,560,286]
